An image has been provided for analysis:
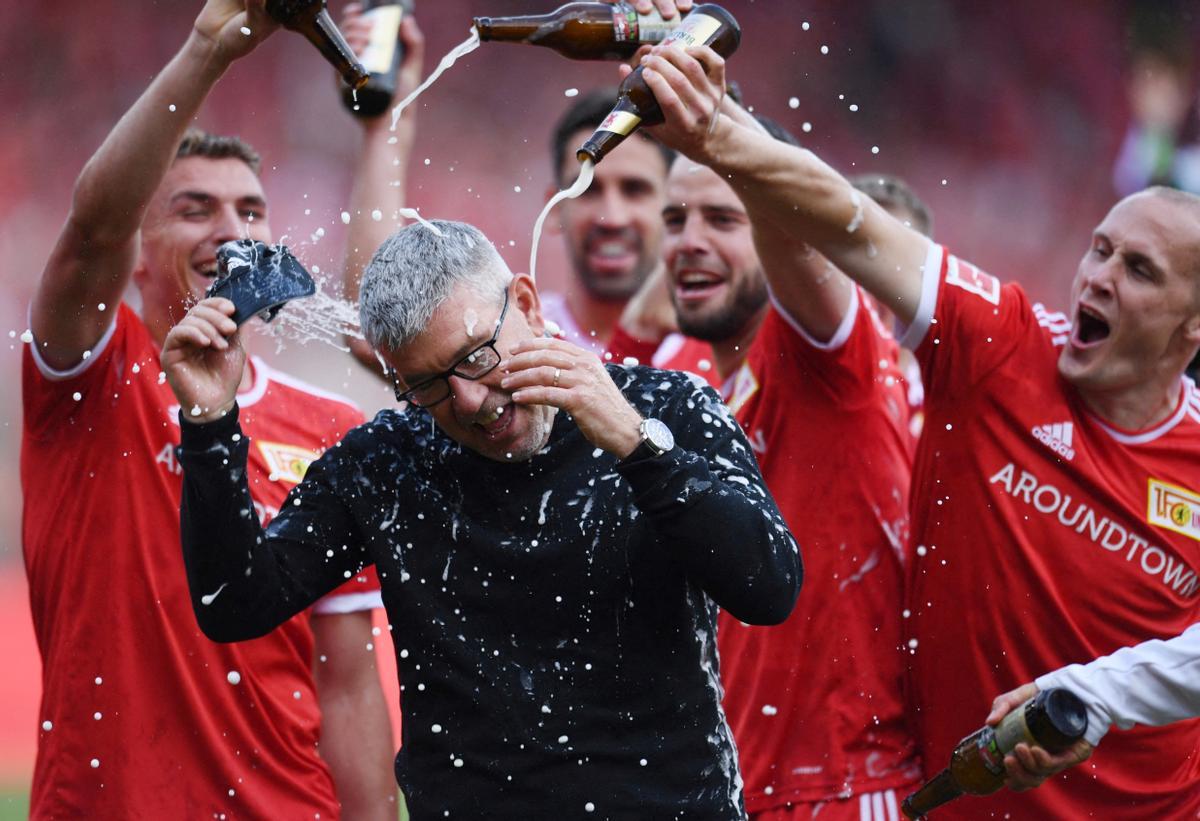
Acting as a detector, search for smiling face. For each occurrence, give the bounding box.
[661,159,768,342]
[1059,191,1200,395]
[385,277,556,463]
[135,156,270,338]
[555,128,668,301]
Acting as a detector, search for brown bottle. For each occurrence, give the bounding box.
[576,4,740,165]
[266,0,369,90]
[901,688,1088,819]
[341,0,414,117]
[474,2,680,61]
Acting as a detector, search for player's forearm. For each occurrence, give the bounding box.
[70,30,232,246]
[313,612,399,821]
[700,117,928,324]
[342,118,412,370]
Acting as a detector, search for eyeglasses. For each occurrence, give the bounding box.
[391,289,510,408]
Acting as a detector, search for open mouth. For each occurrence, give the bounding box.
[1072,304,1111,348]
[194,261,220,280]
[674,270,726,302]
[586,238,638,275]
[476,403,514,438]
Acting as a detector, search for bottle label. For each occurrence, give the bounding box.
[974,728,1006,777]
[975,703,1037,777]
[598,110,643,137]
[360,6,404,74]
[665,12,722,48]
[612,6,674,43]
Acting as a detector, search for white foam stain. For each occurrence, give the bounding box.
[846,190,865,233]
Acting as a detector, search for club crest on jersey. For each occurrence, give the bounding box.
[725,362,760,416]
[1031,421,1076,461]
[946,256,1000,305]
[1148,479,1200,542]
[257,440,320,485]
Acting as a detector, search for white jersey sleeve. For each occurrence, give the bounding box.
[1035,623,1200,746]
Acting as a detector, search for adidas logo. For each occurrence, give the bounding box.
[1032,422,1076,461]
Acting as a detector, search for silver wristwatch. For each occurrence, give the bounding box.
[635,418,675,458]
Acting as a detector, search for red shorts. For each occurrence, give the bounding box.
[751,789,905,821]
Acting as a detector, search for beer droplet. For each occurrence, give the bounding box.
[227,671,241,685]
[240,26,252,36]
[788,97,799,109]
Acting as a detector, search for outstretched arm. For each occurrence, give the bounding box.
[340,7,424,375]
[987,623,1200,790]
[32,0,277,369]
[636,44,929,326]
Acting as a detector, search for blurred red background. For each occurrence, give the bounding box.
[1,0,1196,792]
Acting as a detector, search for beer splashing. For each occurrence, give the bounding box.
[254,278,364,353]
[390,28,481,130]
[529,159,595,282]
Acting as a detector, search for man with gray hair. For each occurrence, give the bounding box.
[160,219,802,818]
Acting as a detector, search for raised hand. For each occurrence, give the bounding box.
[339,2,426,120]
[193,0,278,64]
[501,338,644,458]
[161,298,246,424]
[627,43,730,162]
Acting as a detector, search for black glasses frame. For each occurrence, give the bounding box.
[391,289,511,408]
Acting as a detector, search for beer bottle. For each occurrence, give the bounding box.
[474,2,681,61]
[901,688,1088,819]
[266,0,369,90]
[576,4,740,165]
[341,0,413,117]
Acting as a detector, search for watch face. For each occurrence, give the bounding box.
[643,418,675,454]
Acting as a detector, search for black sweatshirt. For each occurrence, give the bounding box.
[177,364,801,820]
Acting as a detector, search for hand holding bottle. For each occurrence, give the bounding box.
[193,0,279,65]
[625,40,730,160]
[339,2,425,119]
[619,0,694,19]
[986,683,1095,792]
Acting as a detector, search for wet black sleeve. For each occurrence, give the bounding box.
[176,404,369,642]
[616,374,802,624]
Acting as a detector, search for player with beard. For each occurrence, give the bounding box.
[654,114,929,820]
[639,41,1200,819]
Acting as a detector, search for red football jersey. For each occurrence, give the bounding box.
[903,244,1200,819]
[22,304,379,819]
[606,325,721,388]
[718,291,921,810]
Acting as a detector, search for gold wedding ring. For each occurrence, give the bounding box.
[553,367,562,387]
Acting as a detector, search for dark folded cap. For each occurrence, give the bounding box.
[207,240,316,326]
